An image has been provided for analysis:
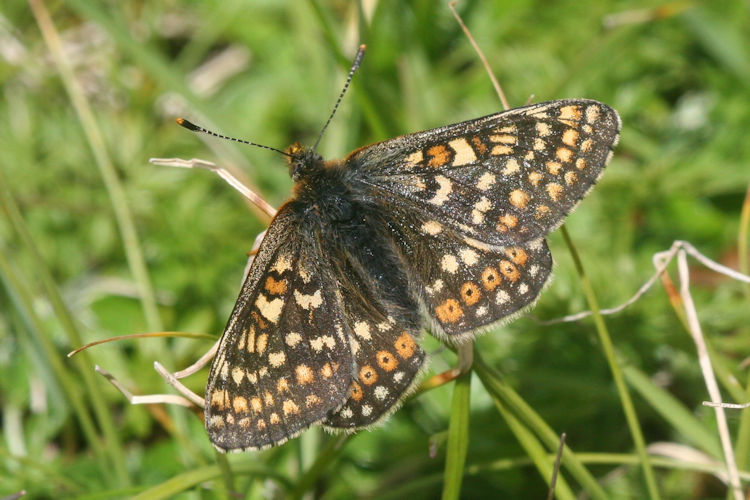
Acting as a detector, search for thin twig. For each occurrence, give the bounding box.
[535,240,750,325]
[547,433,567,500]
[95,365,195,408]
[154,362,205,408]
[676,250,743,499]
[448,1,509,111]
[149,157,277,218]
[174,340,220,378]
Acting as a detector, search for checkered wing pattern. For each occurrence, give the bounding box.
[322,297,424,429]
[382,208,553,338]
[348,99,621,247]
[204,205,354,451]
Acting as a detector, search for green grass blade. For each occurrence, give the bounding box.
[0,166,130,486]
[130,461,293,500]
[624,366,721,458]
[441,369,471,500]
[474,352,609,500]
[561,226,661,500]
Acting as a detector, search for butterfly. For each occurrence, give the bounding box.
[191,48,621,452]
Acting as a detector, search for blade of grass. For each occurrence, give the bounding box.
[560,226,661,500]
[490,394,576,500]
[624,366,722,458]
[289,434,351,499]
[130,461,293,500]
[0,167,130,485]
[735,185,750,470]
[0,247,113,483]
[441,369,471,500]
[29,0,162,335]
[473,352,609,500]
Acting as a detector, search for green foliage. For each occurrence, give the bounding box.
[1,0,749,498]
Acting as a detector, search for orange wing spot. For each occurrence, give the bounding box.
[250,397,263,413]
[376,350,399,372]
[435,298,464,324]
[562,128,579,147]
[238,417,251,429]
[576,158,587,170]
[269,413,281,424]
[536,205,551,219]
[499,260,521,282]
[426,144,453,167]
[546,183,563,201]
[277,377,289,393]
[556,147,574,163]
[250,311,268,330]
[233,396,249,414]
[509,189,530,209]
[305,394,321,407]
[264,276,288,295]
[580,139,593,152]
[210,390,228,410]
[350,381,364,401]
[482,266,502,291]
[471,136,488,154]
[320,362,333,378]
[359,365,378,385]
[564,171,578,185]
[546,161,562,175]
[559,105,582,121]
[296,364,314,385]
[505,248,529,267]
[496,213,518,233]
[282,399,300,416]
[395,332,417,359]
[460,282,481,305]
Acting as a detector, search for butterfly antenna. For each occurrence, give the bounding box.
[312,44,366,152]
[175,118,292,157]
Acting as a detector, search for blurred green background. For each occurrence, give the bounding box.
[2,0,749,498]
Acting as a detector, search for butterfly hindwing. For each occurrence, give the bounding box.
[205,204,354,451]
[322,290,425,429]
[349,99,620,247]
[380,208,553,338]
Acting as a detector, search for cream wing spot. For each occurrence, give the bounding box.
[428,175,453,206]
[270,254,292,274]
[255,294,284,324]
[586,105,600,123]
[231,367,245,385]
[354,321,372,340]
[509,189,530,209]
[268,351,286,368]
[285,332,302,347]
[441,254,460,274]
[448,138,477,165]
[294,289,323,310]
[502,158,521,175]
[405,150,423,166]
[421,220,443,235]
[459,248,479,266]
[476,172,496,191]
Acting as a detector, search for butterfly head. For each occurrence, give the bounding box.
[286,142,324,182]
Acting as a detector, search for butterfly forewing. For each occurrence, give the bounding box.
[205,205,354,451]
[348,99,621,247]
